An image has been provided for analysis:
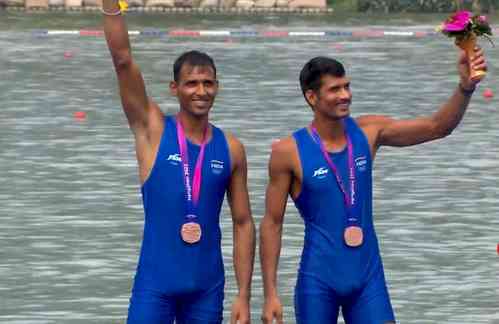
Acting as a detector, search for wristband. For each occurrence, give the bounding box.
[101,0,128,15]
[459,83,476,97]
[101,7,122,15]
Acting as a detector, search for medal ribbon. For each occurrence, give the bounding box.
[176,116,208,222]
[310,122,360,226]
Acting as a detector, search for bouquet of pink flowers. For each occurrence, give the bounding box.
[439,11,493,80]
[440,11,493,43]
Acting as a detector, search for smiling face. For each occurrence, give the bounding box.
[305,74,352,120]
[170,64,219,118]
[299,56,352,121]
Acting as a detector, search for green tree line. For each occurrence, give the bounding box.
[331,0,499,12]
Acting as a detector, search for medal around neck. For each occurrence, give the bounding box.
[176,116,208,245]
[344,225,363,247]
[181,220,202,244]
[310,123,364,248]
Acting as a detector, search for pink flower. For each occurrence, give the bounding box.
[443,10,472,32]
[478,15,487,23]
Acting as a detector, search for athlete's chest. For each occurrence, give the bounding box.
[303,147,371,195]
[160,142,230,189]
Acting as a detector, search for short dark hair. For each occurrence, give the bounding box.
[173,50,217,82]
[299,57,346,100]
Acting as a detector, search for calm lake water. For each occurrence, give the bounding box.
[1,11,498,324]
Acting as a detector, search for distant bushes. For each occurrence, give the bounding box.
[357,0,498,12]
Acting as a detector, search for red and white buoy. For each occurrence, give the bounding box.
[483,88,494,99]
[64,51,74,59]
[73,111,86,121]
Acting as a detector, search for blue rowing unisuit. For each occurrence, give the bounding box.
[127,116,231,323]
[292,117,395,323]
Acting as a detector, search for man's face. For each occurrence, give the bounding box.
[170,64,218,117]
[307,75,352,120]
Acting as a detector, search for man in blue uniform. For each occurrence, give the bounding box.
[260,49,486,323]
[102,2,255,323]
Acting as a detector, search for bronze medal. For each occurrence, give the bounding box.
[344,226,363,247]
[181,222,202,244]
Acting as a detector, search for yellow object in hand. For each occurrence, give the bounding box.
[118,0,128,12]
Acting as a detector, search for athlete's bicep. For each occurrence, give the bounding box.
[359,115,440,149]
[264,145,293,224]
[378,116,440,147]
[226,135,252,224]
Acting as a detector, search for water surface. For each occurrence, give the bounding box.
[1,12,499,324]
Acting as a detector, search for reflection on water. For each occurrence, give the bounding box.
[1,13,499,324]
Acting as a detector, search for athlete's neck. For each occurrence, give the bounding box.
[311,117,346,142]
[176,111,210,144]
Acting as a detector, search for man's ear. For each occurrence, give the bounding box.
[305,89,317,107]
[170,81,177,96]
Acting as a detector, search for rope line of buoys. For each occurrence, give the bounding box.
[27,29,447,38]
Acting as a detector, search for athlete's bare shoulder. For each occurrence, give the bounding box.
[355,114,391,129]
[355,114,392,157]
[224,131,244,152]
[269,135,300,173]
[270,136,296,155]
[223,131,246,173]
[146,100,166,131]
[134,100,165,184]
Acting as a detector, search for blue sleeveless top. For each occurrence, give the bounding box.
[133,115,231,295]
[292,117,383,296]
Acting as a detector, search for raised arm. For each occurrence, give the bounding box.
[260,139,295,324]
[225,134,256,324]
[359,47,487,152]
[103,1,163,183]
[103,0,153,132]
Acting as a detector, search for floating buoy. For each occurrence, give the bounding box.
[331,43,343,51]
[497,243,499,255]
[483,88,494,99]
[73,111,86,120]
[64,51,74,59]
